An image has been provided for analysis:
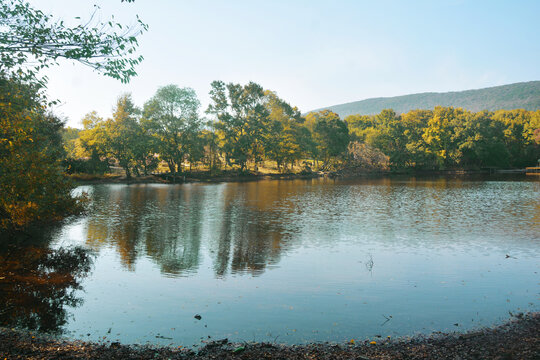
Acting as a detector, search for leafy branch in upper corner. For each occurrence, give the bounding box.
[0,0,148,84]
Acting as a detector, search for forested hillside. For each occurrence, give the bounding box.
[314,81,540,117]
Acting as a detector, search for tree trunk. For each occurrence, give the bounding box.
[167,161,175,174]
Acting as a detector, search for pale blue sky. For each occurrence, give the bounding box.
[29,0,540,127]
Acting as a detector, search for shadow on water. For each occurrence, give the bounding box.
[0,236,94,334]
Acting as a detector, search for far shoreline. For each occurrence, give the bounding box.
[69,168,534,186]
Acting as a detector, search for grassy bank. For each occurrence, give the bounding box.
[69,170,326,185]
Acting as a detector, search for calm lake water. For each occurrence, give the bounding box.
[2,177,539,346]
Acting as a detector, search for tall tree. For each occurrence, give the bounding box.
[493,109,540,167]
[142,85,201,174]
[104,94,141,179]
[207,81,269,171]
[399,110,435,169]
[0,80,81,231]
[365,109,411,169]
[308,110,349,170]
[454,111,509,168]
[62,127,80,159]
[421,107,462,168]
[264,91,311,171]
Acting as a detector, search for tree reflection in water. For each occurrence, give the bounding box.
[79,179,540,281]
[84,184,295,278]
[0,245,93,334]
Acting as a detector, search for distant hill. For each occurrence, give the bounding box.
[310,81,540,117]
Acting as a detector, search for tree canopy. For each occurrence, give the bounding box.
[142,85,201,174]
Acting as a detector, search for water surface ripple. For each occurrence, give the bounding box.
[8,177,540,346]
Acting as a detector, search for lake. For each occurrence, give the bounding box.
[1,177,539,346]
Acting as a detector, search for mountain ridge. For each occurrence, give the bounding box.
[310,81,540,117]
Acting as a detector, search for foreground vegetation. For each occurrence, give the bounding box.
[0,0,146,233]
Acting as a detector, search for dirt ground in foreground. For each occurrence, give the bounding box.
[0,313,538,359]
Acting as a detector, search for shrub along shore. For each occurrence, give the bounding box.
[0,313,538,359]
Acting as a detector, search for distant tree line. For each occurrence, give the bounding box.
[346,108,540,170]
[65,84,540,177]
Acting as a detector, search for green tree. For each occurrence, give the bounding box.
[364,109,412,169]
[450,111,508,168]
[0,80,82,231]
[200,126,221,171]
[184,130,205,171]
[264,91,310,171]
[308,110,349,170]
[527,111,540,145]
[493,110,540,167]
[421,107,463,168]
[104,94,141,179]
[399,110,436,169]
[345,113,376,141]
[62,126,80,159]
[131,123,157,176]
[207,81,269,171]
[341,107,539,171]
[143,85,201,175]
[74,111,111,174]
